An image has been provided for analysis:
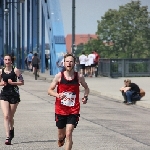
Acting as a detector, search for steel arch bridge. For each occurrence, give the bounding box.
[0,0,66,75]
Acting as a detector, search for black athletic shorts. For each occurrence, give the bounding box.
[80,64,85,70]
[32,64,39,69]
[91,64,95,67]
[55,114,80,129]
[0,89,20,104]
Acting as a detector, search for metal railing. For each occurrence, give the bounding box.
[99,59,150,77]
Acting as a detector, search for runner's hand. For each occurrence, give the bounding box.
[82,97,87,104]
[58,93,66,99]
[2,81,7,86]
[8,79,13,84]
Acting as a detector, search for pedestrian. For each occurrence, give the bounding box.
[0,54,24,145]
[24,56,28,70]
[32,53,40,77]
[45,54,49,70]
[85,54,89,77]
[79,51,87,76]
[56,53,65,72]
[93,50,100,77]
[88,51,95,77]
[27,52,33,71]
[48,53,89,150]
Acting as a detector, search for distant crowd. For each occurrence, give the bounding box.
[78,50,100,77]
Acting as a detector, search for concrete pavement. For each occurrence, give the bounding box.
[0,72,150,149]
[23,70,150,108]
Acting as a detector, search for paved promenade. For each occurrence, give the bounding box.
[23,70,150,108]
[0,71,150,149]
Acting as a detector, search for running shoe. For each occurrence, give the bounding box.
[58,135,66,147]
[5,137,11,145]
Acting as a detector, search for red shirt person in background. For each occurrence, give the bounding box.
[93,50,100,66]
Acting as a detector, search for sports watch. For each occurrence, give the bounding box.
[84,96,88,101]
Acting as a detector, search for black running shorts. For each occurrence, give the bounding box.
[0,89,20,104]
[80,64,85,70]
[32,64,39,69]
[55,114,80,129]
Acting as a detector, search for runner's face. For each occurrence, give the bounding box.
[4,56,12,66]
[64,56,75,71]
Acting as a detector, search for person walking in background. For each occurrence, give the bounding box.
[45,54,49,70]
[48,53,89,150]
[93,50,100,77]
[84,54,89,77]
[27,52,33,71]
[88,51,95,77]
[0,54,24,145]
[93,50,100,67]
[32,53,40,77]
[79,51,87,76]
[56,53,65,72]
[24,56,28,70]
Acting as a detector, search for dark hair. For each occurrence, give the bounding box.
[4,54,12,60]
[82,51,85,54]
[34,53,37,56]
[64,53,76,62]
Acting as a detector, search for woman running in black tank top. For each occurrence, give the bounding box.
[0,54,24,145]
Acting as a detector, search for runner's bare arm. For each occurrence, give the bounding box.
[48,73,60,98]
[79,74,89,97]
[8,68,24,86]
[15,68,24,85]
[0,69,7,86]
[0,69,3,86]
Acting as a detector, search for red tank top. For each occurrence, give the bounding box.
[55,72,80,115]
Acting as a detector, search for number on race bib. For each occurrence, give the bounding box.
[61,92,76,106]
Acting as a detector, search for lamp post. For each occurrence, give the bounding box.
[72,0,75,55]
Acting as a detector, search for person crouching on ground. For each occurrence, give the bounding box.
[48,53,89,150]
[122,79,140,105]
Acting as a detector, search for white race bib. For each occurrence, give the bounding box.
[61,92,76,106]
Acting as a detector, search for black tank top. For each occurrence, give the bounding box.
[1,66,17,88]
[32,56,39,64]
[60,72,79,85]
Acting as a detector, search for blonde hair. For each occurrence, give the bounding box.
[126,79,131,83]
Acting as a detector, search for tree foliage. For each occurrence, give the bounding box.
[83,1,150,58]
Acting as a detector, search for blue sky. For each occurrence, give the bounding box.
[59,0,150,36]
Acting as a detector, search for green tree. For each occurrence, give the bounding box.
[95,1,150,58]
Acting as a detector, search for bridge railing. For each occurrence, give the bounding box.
[99,58,150,77]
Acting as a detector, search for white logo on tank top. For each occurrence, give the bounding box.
[61,92,76,106]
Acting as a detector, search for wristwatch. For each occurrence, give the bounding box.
[84,96,88,101]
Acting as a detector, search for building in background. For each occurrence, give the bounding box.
[66,34,97,53]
